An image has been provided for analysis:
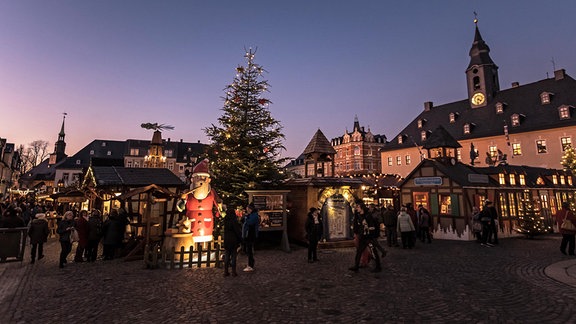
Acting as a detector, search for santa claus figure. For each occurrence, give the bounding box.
[179,159,221,242]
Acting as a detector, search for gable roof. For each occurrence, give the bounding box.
[87,166,185,187]
[422,125,462,149]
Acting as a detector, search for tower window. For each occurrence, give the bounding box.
[473,76,480,90]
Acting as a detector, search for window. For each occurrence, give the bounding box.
[76,159,81,165]
[559,105,571,119]
[168,162,174,170]
[449,113,456,123]
[512,143,522,156]
[489,146,498,158]
[396,156,402,165]
[540,92,551,104]
[354,146,360,156]
[165,149,174,157]
[499,173,506,185]
[568,176,573,186]
[463,124,471,134]
[354,162,360,170]
[511,114,520,126]
[439,194,452,215]
[561,137,572,151]
[496,103,504,114]
[387,157,393,166]
[417,119,423,128]
[536,140,547,154]
[107,151,112,156]
[398,135,403,144]
[519,174,526,185]
[509,174,516,185]
[421,131,427,141]
[101,142,106,147]
[405,155,411,165]
[130,148,139,156]
[552,175,558,185]
[413,192,429,210]
[134,161,140,168]
[90,150,94,155]
[560,175,566,185]
[127,160,132,168]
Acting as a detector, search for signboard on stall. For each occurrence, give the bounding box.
[245,190,291,252]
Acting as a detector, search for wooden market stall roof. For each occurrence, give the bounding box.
[83,166,186,188]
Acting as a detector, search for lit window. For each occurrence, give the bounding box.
[354,146,360,156]
[552,175,558,185]
[560,176,566,185]
[417,119,423,128]
[387,157,393,166]
[509,174,516,185]
[536,140,547,154]
[540,92,551,104]
[168,162,174,170]
[398,135,403,144]
[405,155,411,165]
[107,151,112,156]
[561,137,572,151]
[90,150,94,155]
[164,149,173,157]
[519,174,526,185]
[463,124,470,134]
[396,156,402,165]
[449,113,456,123]
[421,131,427,141]
[499,173,506,185]
[512,143,522,155]
[127,160,132,168]
[489,146,498,158]
[559,106,571,119]
[101,142,106,147]
[496,103,504,114]
[130,148,139,156]
[568,176,573,186]
[511,114,520,126]
[536,177,545,185]
[439,194,452,215]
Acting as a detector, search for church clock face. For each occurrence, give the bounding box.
[471,92,485,105]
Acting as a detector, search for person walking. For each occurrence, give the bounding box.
[382,204,399,247]
[28,212,49,264]
[418,205,432,244]
[405,203,418,247]
[349,201,383,273]
[555,202,576,256]
[74,210,89,262]
[397,206,415,249]
[86,210,103,262]
[480,200,498,247]
[102,209,127,260]
[57,211,75,268]
[242,202,259,272]
[305,207,324,263]
[223,206,242,277]
[471,206,483,242]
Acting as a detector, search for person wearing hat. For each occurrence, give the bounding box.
[241,202,259,272]
[305,207,323,263]
[178,159,221,243]
[28,213,49,264]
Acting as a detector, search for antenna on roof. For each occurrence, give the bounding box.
[551,57,556,73]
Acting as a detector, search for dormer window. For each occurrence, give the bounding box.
[397,135,403,144]
[509,174,516,185]
[558,105,572,120]
[568,176,573,186]
[107,151,112,156]
[552,175,558,185]
[76,159,81,165]
[540,92,553,104]
[499,173,506,185]
[463,123,471,134]
[417,119,426,129]
[560,175,566,185]
[449,113,458,123]
[519,174,526,185]
[536,177,545,185]
[511,114,523,127]
[420,130,427,141]
[495,102,506,114]
[90,150,94,155]
[101,142,107,147]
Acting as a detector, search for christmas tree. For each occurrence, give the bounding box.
[204,49,288,209]
[561,144,576,172]
[515,198,548,238]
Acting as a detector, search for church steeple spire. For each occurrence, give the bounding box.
[466,15,500,108]
[49,113,67,165]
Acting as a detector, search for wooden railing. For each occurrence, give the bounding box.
[144,235,225,270]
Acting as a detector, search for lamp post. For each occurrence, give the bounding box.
[57,179,64,193]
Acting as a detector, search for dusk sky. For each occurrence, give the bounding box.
[1,1,575,160]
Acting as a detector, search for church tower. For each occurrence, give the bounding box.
[48,114,67,165]
[466,17,500,108]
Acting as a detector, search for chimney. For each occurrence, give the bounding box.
[167,138,171,142]
[554,69,566,80]
[511,82,520,88]
[180,139,183,143]
[424,101,433,111]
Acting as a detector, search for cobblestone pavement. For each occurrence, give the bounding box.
[2,235,576,323]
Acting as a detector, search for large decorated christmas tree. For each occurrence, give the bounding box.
[561,144,576,172]
[515,198,549,238]
[204,49,288,209]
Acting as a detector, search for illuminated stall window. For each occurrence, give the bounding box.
[439,194,452,215]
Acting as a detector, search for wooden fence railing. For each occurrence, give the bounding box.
[144,236,225,270]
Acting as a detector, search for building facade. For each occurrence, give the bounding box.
[331,116,386,176]
[381,22,576,178]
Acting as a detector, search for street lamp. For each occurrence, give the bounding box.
[57,179,64,193]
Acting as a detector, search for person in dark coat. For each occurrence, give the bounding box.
[382,204,399,247]
[28,213,49,263]
[102,209,127,260]
[305,207,323,263]
[0,207,25,228]
[57,211,75,268]
[223,206,242,277]
[86,209,103,262]
[73,210,90,262]
[241,203,259,272]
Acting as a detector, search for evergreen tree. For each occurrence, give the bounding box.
[561,144,576,172]
[204,49,288,209]
[516,198,548,238]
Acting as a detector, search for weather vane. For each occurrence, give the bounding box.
[140,123,175,131]
[473,11,478,24]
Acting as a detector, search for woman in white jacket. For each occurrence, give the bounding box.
[397,207,415,249]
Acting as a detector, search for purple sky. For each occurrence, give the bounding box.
[1,1,575,160]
